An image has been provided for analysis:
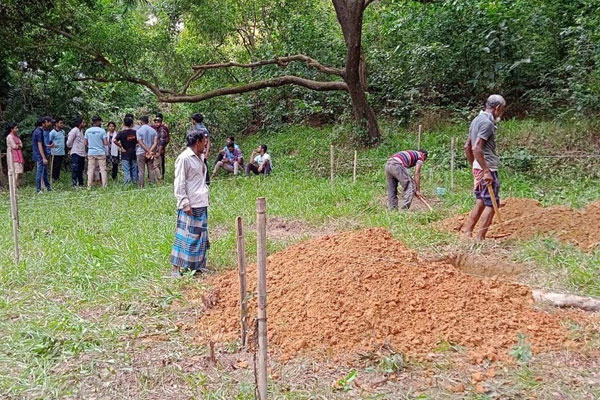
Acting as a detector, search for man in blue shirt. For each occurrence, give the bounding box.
[49,118,66,182]
[84,115,109,189]
[136,115,159,188]
[32,116,53,193]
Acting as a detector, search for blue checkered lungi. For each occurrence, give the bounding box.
[170,207,209,271]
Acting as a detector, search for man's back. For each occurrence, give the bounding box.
[85,127,108,156]
[136,125,157,155]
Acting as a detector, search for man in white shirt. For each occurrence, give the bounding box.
[245,144,272,176]
[170,129,210,277]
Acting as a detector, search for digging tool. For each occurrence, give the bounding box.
[416,194,433,211]
[486,183,502,223]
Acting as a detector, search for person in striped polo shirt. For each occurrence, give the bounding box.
[385,149,428,210]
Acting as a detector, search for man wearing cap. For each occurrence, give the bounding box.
[32,116,53,193]
[462,94,506,240]
[84,115,109,188]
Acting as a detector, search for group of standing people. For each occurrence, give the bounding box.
[3,112,171,192]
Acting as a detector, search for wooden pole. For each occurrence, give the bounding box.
[7,166,20,264]
[450,137,455,191]
[487,183,503,223]
[352,150,357,184]
[256,197,268,400]
[418,125,423,151]
[330,145,334,187]
[235,216,249,347]
[0,153,6,189]
[50,154,55,183]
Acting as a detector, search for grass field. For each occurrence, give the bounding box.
[0,121,599,399]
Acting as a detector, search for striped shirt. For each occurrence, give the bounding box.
[389,150,425,168]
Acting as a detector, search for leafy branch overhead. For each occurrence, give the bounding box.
[0,0,382,142]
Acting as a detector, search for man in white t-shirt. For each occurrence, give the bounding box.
[245,144,272,176]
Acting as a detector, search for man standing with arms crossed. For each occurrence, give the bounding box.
[462,94,506,240]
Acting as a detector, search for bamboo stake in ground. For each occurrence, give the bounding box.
[353,150,357,184]
[487,183,502,223]
[235,216,249,347]
[256,197,268,400]
[0,153,6,189]
[450,137,455,191]
[418,125,423,150]
[7,166,20,264]
[330,144,334,187]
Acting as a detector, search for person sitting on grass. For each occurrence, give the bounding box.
[385,149,428,210]
[170,129,210,277]
[215,136,239,164]
[245,144,271,176]
[212,142,243,177]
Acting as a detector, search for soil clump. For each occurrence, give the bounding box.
[439,198,600,250]
[192,228,588,361]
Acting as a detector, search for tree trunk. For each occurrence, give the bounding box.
[332,0,380,144]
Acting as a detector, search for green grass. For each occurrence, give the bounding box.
[0,121,598,398]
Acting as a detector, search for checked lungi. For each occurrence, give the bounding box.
[170,207,210,272]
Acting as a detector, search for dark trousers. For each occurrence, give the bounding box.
[108,155,119,180]
[51,155,64,181]
[71,153,85,187]
[245,161,271,176]
[161,152,166,177]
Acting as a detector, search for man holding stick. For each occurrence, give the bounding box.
[385,149,428,210]
[170,129,210,277]
[462,94,506,240]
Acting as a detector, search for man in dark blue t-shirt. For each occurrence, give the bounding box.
[32,116,54,193]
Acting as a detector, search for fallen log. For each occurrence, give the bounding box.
[532,290,600,312]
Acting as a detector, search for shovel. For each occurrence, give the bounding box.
[487,183,502,223]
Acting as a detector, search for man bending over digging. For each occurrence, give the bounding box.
[462,94,506,240]
[385,149,428,210]
[170,129,210,277]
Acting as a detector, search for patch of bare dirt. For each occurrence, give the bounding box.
[439,197,600,251]
[189,228,596,363]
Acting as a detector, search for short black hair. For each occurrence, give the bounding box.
[260,144,267,153]
[123,116,134,127]
[227,136,235,142]
[186,129,206,147]
[420,149,428,157]
[191,113,203,123]
[41,116,53,124]
[155,113,164,121]
[54,117,64,124]
[125,113,134,119]
[91,115,102,123]
[140,115,149,124]
[72,116,83,127]
[108,121,116,127]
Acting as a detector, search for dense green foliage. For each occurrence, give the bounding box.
[1,0,599,141]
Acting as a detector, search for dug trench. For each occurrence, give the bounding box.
[175,228,599,365]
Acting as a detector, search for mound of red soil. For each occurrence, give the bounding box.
[194,228,581,361]
[439,198,600,250]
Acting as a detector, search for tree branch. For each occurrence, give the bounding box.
[364,0,377,9]
[192,54,344,77]
[159,75,348,103]
[181,69,205,94]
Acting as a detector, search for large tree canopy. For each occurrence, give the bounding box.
[1,0,599,141]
